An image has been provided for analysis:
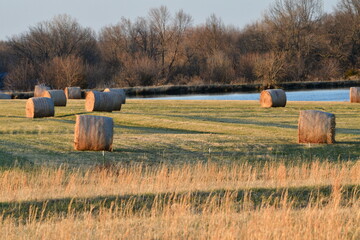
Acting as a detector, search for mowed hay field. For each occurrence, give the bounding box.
[1,99,360,239]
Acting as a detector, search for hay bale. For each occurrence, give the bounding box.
[26,97,55,118]
[84,90,92,99]
[42,90,67,106]
[65,87,82,99]
[350,87,360,103]
[74,115,114,151]
[104,88,126,104]
[298,110,336,144]
[85,91,113,112]
[106,91,122,111]
[260,89,287,108]
[34,84,51,97]
[0,93,11,99]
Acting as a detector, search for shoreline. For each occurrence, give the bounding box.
[125,80,360,97]
[7,79,360,99]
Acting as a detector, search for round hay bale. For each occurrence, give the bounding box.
[350,87,360,103]
[104,88,126,104]
[0,93,11,99]
[65,87,82,99]
[34,84,51,97]
[106,91,122,111]
[298,110,336,144]
[26,97,55,118]
[84,90,92,99]
[260,89,287,108]
[85,91,113,112]
[42,90,67,106]
[74,115,114,151]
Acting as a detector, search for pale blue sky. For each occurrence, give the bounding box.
[0,0,339,40]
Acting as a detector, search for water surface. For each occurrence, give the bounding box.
[134,89,350,102]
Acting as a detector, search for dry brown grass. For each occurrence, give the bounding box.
[1,160,359,202]
[1,186,359,240]
[2,99,360,239]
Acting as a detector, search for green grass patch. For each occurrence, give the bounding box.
[0,99,360,168]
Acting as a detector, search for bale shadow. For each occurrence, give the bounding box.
[272,142,360,162]
[114,124,215,135]
[0,115,27,119]
[56,112,89,118]
[175,115,298,130]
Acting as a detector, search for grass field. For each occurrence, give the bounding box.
[0,99,360,239]
[1,99,360,167]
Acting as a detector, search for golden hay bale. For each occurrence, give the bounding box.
[64,87,82,99]
[74,115,114,151]
[350,87,360,103]
[104,88,126,104]
[260,89,287,108]
[0,93,11,99]
[34,84,51,97]
[84,90,92,99]
[298,110,336,144]
[26,97,55,118]
[42,90,67,106]
[85,91,113,112]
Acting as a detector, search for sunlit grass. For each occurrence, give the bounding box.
[1,99,360,238]
[0,99,360,167]
[0,160,359,202]
[1,184,359,240]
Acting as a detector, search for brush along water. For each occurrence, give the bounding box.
[64,87,81,99]
[34,84,51,97]
[26,97,55,118]
[298,110,336,144]
[260,89,287,108]
[74,115,114,151]
[104,88,126,104]
[350,87,360,103]
[85,91,114,112]
[42,90,67,106]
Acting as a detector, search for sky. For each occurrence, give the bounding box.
[0,0,339,41]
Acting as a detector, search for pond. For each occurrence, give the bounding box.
[134,89,350,102]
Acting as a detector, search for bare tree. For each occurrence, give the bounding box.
[204,14,225,54]
[167,10,192,80]
[148,6,192,81]
[255,51,286,87]
[266,0,323,53]
[6,14,98,89]
[40,55,85,88]
[0,41,11,73]
[334,0,360,68]
[206,50,235,84]
[265,0,324,81]
[338,0,360,15]
[4,61,37,91]
[9,14,97,63]
[148,6,172,76]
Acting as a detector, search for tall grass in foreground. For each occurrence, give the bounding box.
[1,160,360,202]
[1,187,359,240]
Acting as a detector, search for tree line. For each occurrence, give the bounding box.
[1,0,360,91]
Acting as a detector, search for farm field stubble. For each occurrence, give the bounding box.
[0,99,359,239]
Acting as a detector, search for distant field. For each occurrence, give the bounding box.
[0,99,359,239]
[0,99,360,167]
